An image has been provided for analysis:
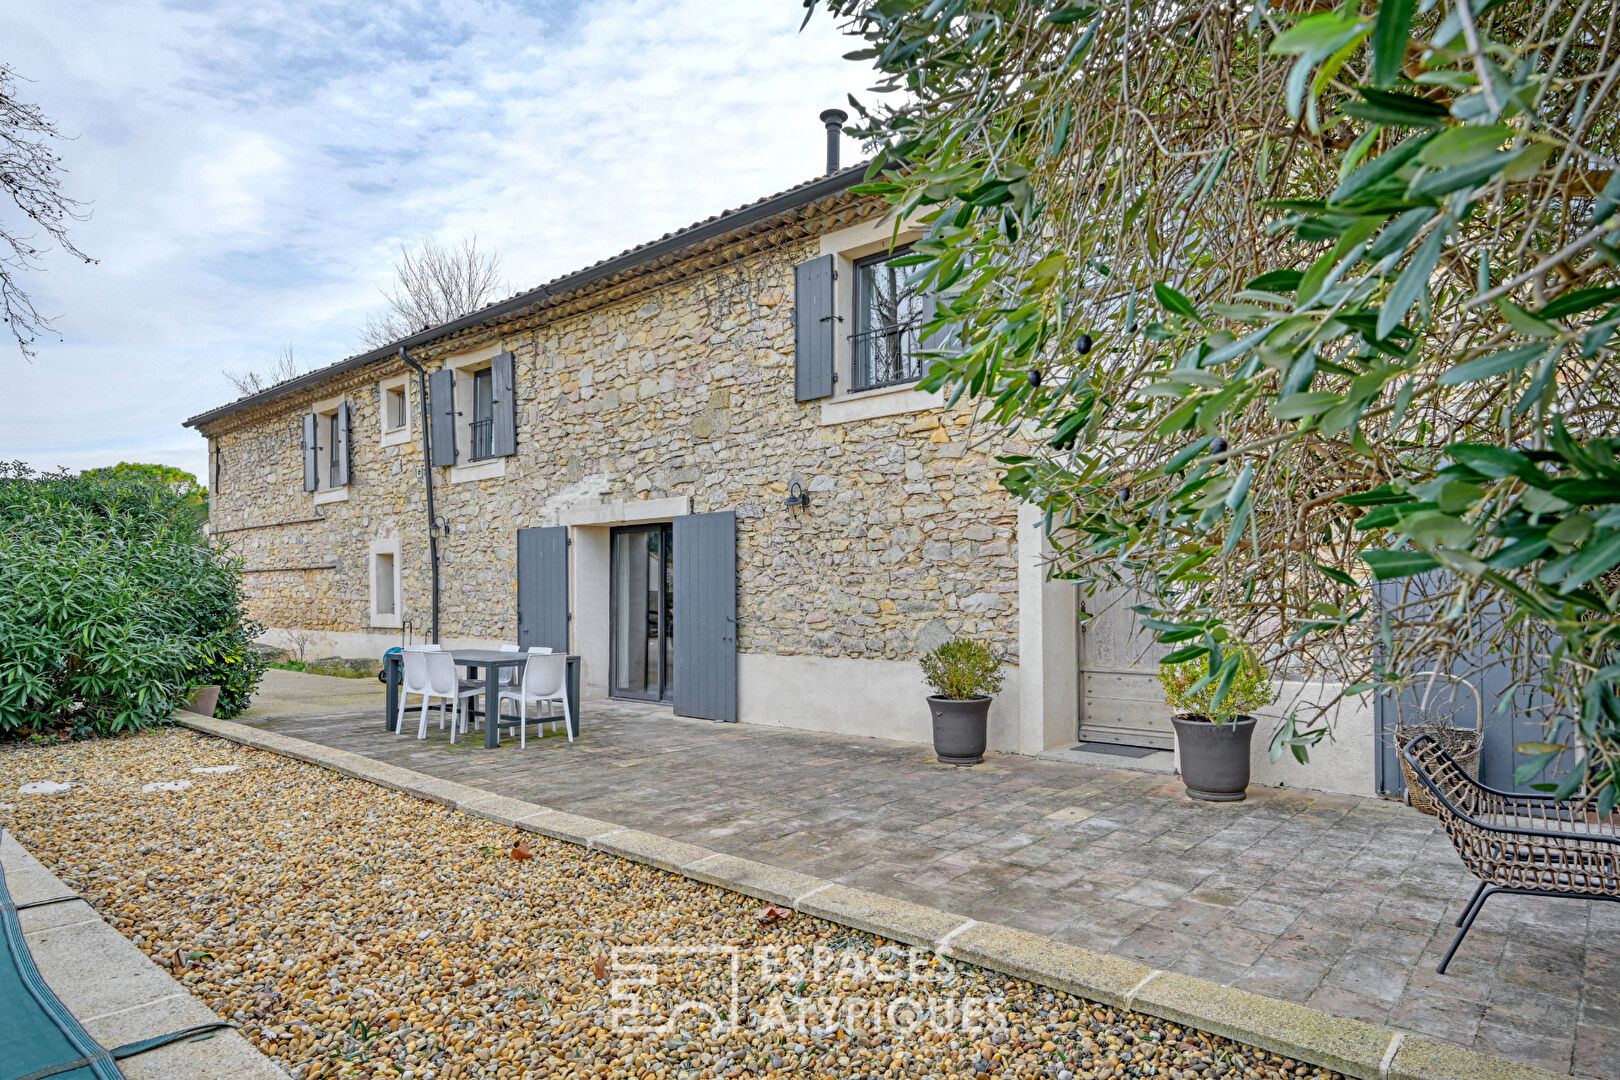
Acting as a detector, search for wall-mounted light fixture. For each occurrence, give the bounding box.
[782,481,811,514]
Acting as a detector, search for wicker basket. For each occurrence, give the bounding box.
[1396,723,1482,815]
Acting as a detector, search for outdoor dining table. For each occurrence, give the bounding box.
[383,649,581,747]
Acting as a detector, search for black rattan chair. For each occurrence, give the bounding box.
[1401,733,1620,973]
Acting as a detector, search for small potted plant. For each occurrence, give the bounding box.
[920,638,1005,765]
[1159,645,1276,802]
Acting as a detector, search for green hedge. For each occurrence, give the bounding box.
[0,462,265,736]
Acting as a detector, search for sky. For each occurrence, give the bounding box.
[2,0,865,481]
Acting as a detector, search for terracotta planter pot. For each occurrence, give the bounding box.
[1171,713,1256,802]
[185,685,222,718]
[928,696,990,765]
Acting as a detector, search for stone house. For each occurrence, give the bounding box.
[186,130,1380,793]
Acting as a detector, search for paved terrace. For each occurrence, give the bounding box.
[239,678,1615,1077]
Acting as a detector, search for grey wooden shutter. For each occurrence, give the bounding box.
[301,413,318,492]
[673,510,737,722]
[517,526,569,652]
[491,351,517,457]
[334,402,352,486]
[919,288,949,352]
[428,368,457,466]
[793,255,836,402]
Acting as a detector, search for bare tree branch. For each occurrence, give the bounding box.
[1,63,95,359]
[222,344,304,398]
[359,235,506,349]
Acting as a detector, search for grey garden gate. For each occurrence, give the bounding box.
[673,511,737,723]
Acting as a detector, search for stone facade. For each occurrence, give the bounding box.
[202,208,1024,681]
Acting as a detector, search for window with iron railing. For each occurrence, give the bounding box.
[852,246,927,391]
[470,367,495,460]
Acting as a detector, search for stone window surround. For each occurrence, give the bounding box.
[442,343,511,484]
[815,213,943,428]
[309,393,350,504]
[368,535,403,629]
[379,374,412,447]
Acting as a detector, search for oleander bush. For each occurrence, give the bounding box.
[0,462,264,736]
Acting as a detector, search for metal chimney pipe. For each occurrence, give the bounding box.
[819,108,848,173]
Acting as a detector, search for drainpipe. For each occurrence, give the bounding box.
[399,346,442,644]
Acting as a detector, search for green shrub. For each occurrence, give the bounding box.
[1158,645,1276,723]
[919,638,1005,700]
[0,462,265,736]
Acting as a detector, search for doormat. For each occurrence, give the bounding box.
[1072,742,1163,759]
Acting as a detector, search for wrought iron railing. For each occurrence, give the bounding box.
[470,418,495,461]
[851,320,923,391]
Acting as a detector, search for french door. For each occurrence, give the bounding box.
[610,523,674,703]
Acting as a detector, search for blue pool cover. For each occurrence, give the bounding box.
[1,829,231,1080]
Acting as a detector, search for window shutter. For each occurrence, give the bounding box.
[491,351,517,457]
[302,413,318,492]
[673,511,738,722]
[334,402,352,487]
[428,369,457,466]
[517,526,569,652]
[793,255,836,402]
[918,288,954,354]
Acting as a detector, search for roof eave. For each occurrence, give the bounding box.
[184,164,875,430]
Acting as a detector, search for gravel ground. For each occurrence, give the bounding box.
[0,729,1343,1080]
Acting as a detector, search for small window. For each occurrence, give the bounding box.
[374,552,396,616]
[327,412,340,483]
[385,386,407,432]
[852,247,926,391]
[470,367,495,461]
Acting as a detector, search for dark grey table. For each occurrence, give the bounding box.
[383,650,581,747]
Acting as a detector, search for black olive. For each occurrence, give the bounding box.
[1210,436,1228,454]
[1076,332,1093,355]
[1028,369,1043,388]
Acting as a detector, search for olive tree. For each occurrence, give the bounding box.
[810,0,1620,804]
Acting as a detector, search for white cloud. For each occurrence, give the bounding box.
[0,0,863,481]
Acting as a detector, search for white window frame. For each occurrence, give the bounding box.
[443,343,509,484]
[814,213,941,427]
[379,375,412,447]
[310,394,350,503]
[368,537,402,629]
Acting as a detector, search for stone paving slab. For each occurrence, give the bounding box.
[1,831,289,1080]
[197,702,1608,1077]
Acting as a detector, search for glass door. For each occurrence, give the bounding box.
[610,523,674,702]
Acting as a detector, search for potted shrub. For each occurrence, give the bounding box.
[920,638,1005,765]
[1159,645,1276,802]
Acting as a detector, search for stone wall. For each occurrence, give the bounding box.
[204,226,1023,666]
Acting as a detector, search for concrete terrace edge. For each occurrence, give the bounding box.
[0,831,291,1080]
[174,714,1565,1080]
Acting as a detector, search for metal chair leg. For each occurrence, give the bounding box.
[1456,880,1488,927]
[1438,886,1500,974]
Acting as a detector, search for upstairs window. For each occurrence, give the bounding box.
[385,386,407,432]
[470,366,496,461]
[302,402,350,493]
[326,411,341,483]
[852,246,926,391]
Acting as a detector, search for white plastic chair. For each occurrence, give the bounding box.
[497,652,571,747]
[396,646,439,737]
[416,650,482,743]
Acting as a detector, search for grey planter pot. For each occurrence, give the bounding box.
[928,696,990,765]
[1171,713,1256,802]
[185,684,222,718]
